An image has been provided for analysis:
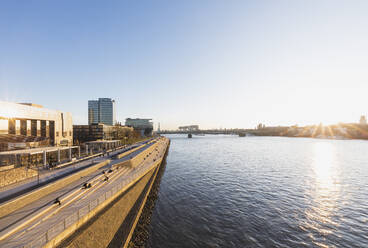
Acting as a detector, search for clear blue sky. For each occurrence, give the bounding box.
[1,1,367,130]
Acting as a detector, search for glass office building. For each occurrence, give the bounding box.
[88,101,99,125]
[88,98,116,126]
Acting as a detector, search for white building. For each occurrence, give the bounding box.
[0,101,73,146]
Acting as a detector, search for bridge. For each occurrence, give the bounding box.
[158,125,286,137]
[159,125,254,136]
[0,137,170,248]
[178,125,199,132]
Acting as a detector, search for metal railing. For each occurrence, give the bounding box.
[21,146,165,248]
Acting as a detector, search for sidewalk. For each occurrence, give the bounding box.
[0,144,138,203]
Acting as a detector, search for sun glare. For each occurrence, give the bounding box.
[312,142,341,217]
[301,141,341,245]
[313,142,335,187]
[0,105,17,119]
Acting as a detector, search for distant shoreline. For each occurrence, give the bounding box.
[160,123,368,141]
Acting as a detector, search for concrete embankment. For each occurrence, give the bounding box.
[55,138,170,248]
[0,139,167,248]
[127,142,169,248]
[0,159,110,218]
[0,140,153,219]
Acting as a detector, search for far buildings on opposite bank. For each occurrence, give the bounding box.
[252,115,368,140]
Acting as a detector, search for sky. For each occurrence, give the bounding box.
[1,1,368,130]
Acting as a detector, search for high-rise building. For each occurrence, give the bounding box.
[88,100,99,125]
[88,98,116,125]
[99,98,115,125]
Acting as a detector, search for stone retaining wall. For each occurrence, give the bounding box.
[0,168,37,188]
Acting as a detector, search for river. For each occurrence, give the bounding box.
[146,135,368,248]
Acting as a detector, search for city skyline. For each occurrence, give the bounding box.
[1,1,368,129]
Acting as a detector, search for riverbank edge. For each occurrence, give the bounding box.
[127,140,170,248]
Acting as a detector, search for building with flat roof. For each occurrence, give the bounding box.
[125,118,153,136]
[88,98,116,125]
[0,101,73,149]
[73,124,133,144]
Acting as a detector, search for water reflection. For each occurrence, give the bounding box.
[148,136,367,248]
[313,142,336,190]
[304,142,341,246]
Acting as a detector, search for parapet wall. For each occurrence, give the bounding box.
[130,141,159,168]
[0,167,37,188]
[114,140,159,169]
[0,138,169,248]
[0,160,110,218]
[52,138,169,248]
[56,165,158,248]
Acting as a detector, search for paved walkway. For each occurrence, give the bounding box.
[0,140,150,203]
[0,138,168,248]
[0,141,156,237]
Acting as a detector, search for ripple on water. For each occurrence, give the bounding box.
[146,135,368,248]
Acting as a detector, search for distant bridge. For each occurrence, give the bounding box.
[158,128,254,136]
[178,125,199,132]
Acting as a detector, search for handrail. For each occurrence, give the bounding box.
[22,138,168,248]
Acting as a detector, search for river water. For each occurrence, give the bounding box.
[146,135,368,248]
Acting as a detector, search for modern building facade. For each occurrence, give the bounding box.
[88,100,99,125]
[0,101,73,149]
[125,118,153,136]
[88,98,116,125]
[73,124,133,144]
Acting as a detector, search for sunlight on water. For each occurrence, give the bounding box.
[313,142,337,190]
[148,136,368,248]
[305,142,341,246]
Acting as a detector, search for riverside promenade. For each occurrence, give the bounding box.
[0,137,170,248]
[0,139,150,204]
